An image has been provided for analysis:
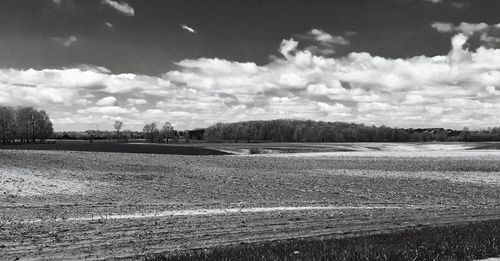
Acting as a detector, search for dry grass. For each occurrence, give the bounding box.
[150,219,500,261]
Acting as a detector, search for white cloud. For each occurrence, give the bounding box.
[53,35,77,47]
[279,39,299,59]
[102,0,134,16]
[181,24,196,33]
[127,98,148,105]
[455,22,489,35]
[431,22,454,33]
[297,29,351,56]
[77,106,138,115]
[5,31,500,131]
[307,29,349,45]
[421,0,470,9]
[432,21,500,47]
[95,96,117,106]
[432,22,490,35]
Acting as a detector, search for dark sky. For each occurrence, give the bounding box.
[0,0,493,75]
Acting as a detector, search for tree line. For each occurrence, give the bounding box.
[204,119,500,142]
[0,106,54,144]
[16,110,500,144]
[53,121,191,143]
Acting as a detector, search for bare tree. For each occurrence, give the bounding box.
[13,107,53,143]
[35,110,53,142]
[114,120,124,143]
[0,106,16,144]
[161,122,174,144]
[183,130,190,143]
[17,107,38,143]
[143,122,159,143]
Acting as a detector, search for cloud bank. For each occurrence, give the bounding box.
[2,30,500,131]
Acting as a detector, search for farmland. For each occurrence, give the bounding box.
[0,142,229,155]
[1,143,500,260]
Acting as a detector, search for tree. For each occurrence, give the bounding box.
[36,110,53,142]
[114,120,124,143]
[161,122,174,143]
[143,122,159,143]
[183,130,190,143]
[0,106,16,144]
[161,121,175,143]
[17,107,39,143]
[11,107,53,143]
[460,127,471,142]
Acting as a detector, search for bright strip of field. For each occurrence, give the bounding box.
[15,205,410,223]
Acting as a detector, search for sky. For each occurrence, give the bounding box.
[2,0,500,131]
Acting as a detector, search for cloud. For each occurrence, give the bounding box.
[296,29,351,56]
[431,22,454,33]
[454,22,489,35]
[52,35,77,47]
[5,31,500,131]
[102,0,134,16]
[181,24,196,33]
[161,33,500,129]
[96,96,117,106]
[77,106,138,115]
[420,0,469,8]
[127,98,147,105]
[279,39,299,59]
[432,22,490,35]
[480,33,500,46]
[431,21,500,47]
[450,2,469,9]
[306,29,350,46]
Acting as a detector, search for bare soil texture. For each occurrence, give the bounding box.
[0,144,499,260]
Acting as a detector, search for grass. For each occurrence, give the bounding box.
[0,142,230,155]
[147,219,500,261]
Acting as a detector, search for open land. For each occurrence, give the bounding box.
[0,142,499,260]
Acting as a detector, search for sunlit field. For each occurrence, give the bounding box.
[1,143,499,260]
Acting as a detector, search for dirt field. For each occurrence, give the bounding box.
[1,143,500,260]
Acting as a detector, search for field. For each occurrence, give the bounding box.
[1,142,500,260]
[0,142,229,155]
[153,219,500,260]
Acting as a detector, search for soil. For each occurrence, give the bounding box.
[0,144,499,260]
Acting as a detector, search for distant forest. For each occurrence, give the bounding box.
[50,119,500,143]
[0,106,54,144]
[203,119,500,143]
[4,104,500,144]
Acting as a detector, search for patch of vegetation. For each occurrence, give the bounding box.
[469,143,500,150]
[248,147,263,154]
[0,142,231,155]
[204,119,500,142]
[147,219,500,261]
